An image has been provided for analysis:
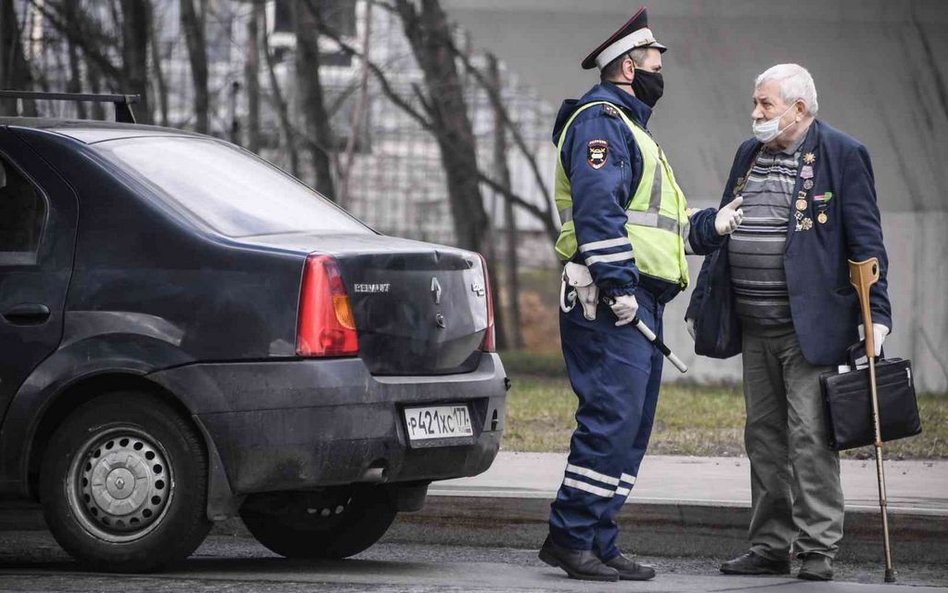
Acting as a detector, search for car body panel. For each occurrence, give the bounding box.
[0,117,507,520]
[149,353,506,494]
[0,128,77,431]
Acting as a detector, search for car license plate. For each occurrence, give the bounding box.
[403,404,473,442]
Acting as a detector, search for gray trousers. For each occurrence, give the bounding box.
[742,324,843,560]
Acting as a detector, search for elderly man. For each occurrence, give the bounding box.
[686,64,891,581]
[540,6,743,583]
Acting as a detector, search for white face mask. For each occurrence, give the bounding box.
[752,103,798,143]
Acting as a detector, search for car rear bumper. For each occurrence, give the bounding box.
[148,353,507,496]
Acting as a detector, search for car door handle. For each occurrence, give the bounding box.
[2,303,51,325]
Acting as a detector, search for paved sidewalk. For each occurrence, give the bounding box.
[384,452,948,565]
[431,452,948,515]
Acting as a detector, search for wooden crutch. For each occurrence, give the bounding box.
[848,258,896,583]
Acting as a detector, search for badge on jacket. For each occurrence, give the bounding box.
[587,139,609,170]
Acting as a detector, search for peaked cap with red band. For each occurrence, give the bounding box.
[581,6,667,70]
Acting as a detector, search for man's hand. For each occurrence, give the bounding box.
[610,295,638,327]
[686,318,696,341]
[715,197,744,236]
[859,323,890,357]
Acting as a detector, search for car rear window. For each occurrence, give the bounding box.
[94,136,370,237]
[0,154,46,265]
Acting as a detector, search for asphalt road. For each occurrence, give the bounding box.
[1,531,947,593]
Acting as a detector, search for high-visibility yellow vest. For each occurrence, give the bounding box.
[554,101,691,288]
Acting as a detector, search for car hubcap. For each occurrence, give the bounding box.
[67,428,173,543]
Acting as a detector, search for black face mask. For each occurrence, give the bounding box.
[615,69,664,108]
[632,69,664,108]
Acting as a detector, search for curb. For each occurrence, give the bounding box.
[380,494,948,564]
[4,495,946,564]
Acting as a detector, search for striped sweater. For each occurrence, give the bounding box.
[727,133,807,327]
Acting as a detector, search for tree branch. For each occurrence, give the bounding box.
[306,0,558,240]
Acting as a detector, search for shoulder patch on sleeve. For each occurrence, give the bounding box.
[587,139,609,170]
[602,104,620,118]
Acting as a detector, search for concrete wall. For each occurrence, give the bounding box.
[444,0,948,392]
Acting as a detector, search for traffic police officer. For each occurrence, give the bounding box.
[538,7,745,582]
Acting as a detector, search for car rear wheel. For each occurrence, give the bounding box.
[240,487,397,559]
[39,392,211,572]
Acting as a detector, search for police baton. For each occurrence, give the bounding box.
[632,317,689,374]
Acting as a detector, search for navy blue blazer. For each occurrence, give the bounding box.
[686,119,892,366]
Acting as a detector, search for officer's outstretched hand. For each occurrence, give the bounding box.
[611,295,638,327]
[715,197,744,235]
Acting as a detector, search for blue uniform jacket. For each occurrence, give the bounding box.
[685,119,892,366]
[553,82,724,299]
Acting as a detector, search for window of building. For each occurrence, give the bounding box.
[0,155,46,265]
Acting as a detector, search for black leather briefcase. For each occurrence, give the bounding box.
[820,343,922,451]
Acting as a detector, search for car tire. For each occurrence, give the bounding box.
[39,392,212,572]
[240,487,397,559]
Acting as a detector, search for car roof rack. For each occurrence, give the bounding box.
[0,91,140,124]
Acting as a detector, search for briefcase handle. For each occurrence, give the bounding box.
[846,341,886,368]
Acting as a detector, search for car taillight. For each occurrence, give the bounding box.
[477,254,496,352]
[297,254,359,357]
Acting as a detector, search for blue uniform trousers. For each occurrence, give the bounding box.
[548,288,666,560]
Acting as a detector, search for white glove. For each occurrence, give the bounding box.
[858,323,890,358]
[686,318,696,341]
[610,294,638,327]
[715,197,744,236]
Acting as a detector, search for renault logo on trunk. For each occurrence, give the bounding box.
[431,277,442,305]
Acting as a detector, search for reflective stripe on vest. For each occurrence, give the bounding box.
[553,101,690,287]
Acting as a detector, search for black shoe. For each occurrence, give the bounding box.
[798,553,834,581]
[603,553,656,581]
[538,536,619,582]
[720,551,791,575]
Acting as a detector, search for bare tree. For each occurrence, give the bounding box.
[244,0,262,153]
[295,0,336,198]
[120,0,153,124]
[1,0,37,116]
[309,5,557,240]
[260,3,300,177]
[180,0,208,132]
[150,2,169,126]
[62,0,86,118]
[87,62,106,120]
[335,0,372,208]
[487,53,523,349]
[393,0,488,253]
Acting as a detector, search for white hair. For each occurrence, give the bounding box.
[755,64,819,116]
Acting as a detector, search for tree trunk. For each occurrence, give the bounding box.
[395,0,502,348]
[62,0,87,119]
[87,62,107,121]
[244,0,262,153]
[179,0,208,132]
[0,0,37,116]
[261,3,300,177]
[487,53,523,349]
[150,7,169,127]
[120,0,152,124]
[335,0,371,208]
[394,0,489,254]
[295,0,336,199]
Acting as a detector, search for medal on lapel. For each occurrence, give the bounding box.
[814,192,833,225]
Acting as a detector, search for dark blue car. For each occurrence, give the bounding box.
[0,96,506,572]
